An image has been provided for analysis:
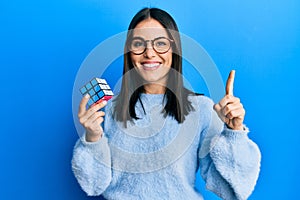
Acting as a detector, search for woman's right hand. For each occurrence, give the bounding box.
[78,94,107,142]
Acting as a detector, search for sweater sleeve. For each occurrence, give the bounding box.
[71,100,116,196]
[72,134,112,196]
[198,99,261,200]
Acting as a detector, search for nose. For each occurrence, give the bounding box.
[144,42,156,58]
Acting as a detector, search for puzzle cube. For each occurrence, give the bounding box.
[80,78,114,107]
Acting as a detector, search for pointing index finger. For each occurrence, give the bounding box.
[226,70,235,95]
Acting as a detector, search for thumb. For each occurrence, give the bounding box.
[226,70,235,95]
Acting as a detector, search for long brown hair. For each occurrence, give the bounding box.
[113,8,195,126]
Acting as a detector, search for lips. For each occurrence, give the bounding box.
[141,62,161,71]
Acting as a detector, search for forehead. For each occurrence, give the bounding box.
[133,19,169,39]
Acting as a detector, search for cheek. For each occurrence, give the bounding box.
[130,54,139,66]
[164,53,173,66]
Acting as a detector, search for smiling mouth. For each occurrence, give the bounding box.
[141,62,161,71]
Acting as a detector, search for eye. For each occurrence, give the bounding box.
[132,40,144,48]
[155,41,167,47]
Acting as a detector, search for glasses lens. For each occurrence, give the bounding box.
[153,38,171,53]
[130,38,145,54]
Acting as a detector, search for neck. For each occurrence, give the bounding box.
[143,84,166,94]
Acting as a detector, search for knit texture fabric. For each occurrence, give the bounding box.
[72,94,261,200]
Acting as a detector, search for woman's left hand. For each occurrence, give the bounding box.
[213,70,245,130]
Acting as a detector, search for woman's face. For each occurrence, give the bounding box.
[130,19,172,86]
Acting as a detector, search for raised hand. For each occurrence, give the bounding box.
[213,70,245,130]
[78,95,107,142]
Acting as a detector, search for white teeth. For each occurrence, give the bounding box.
[142,63,160,68]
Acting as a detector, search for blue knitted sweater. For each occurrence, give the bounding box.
[72,94,261,200]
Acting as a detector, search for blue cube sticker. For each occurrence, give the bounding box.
[94,85,100,92]
[88,99,94,106]
[88,88,95,96]
[91,79,98,86]
[86,83,92,90]
[98,90,104,99]
[92,94,99,102]
[80,87,87,94]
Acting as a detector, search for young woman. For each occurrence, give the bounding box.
[72,8,261,200]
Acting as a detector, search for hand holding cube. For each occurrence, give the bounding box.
[78,78,114,142]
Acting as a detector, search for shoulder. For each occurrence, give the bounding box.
[188,94,214,111]
[186,94,216,125]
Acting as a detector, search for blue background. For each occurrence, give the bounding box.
[1,0,299,199]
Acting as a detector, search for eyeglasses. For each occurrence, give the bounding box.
[128,36,174,55]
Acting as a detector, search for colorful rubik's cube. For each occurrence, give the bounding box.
[80,78,114,107]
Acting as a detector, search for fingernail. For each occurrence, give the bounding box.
[102,100,107,105]
[84,94,90,98]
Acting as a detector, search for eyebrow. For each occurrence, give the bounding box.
[132,33,169,38]
[131,36,169,40]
